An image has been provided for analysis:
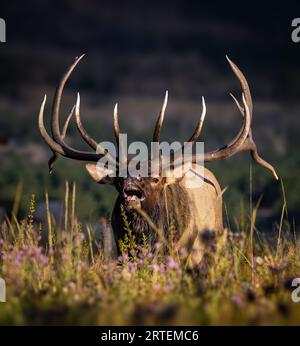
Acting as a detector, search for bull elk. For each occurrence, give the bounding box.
[38,55,278,263]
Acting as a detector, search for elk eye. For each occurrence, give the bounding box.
[151,177,159,184]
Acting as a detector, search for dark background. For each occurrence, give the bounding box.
[0,0,299,232]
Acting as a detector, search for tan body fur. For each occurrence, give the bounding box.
[175,166,223,264]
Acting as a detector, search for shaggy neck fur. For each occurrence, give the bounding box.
[124,183,191,247]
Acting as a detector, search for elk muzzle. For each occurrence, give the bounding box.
[123,182,145,211]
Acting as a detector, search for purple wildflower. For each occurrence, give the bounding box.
[127,262,136,273]
[39,254,48,265]
[231,295,245,307]
[167,256,179,270]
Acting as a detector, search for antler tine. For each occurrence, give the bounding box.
[171,96,206,163]
[229,93,244,116]
[62,105,75,138]
[153,90,168,142]
[75,93,116,164]
[229,95,279,180]
[222,93,246,150]
[113,103,120,143]
[74,93,98,150]
[51,55,85,141]
[187,96,206,144]
[113,103,126,163]
[249,143,279,180]
[226,55,253,115]
[201,92,252,162]
[224,57,251,149]
[38,95,64,156]
[48,104,75,173]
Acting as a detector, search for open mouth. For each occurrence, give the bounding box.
[123,186,145,203]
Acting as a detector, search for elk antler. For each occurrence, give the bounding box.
[74,93,98,151]
[38,55,117,171]
[199,56,278,179]
[186,96,206,144]
[113,103,127,163]
[153,91,168,143]
[47,104,75,173]
[225,56,278,180]
[152,91,206,145]
[170,57,278,180]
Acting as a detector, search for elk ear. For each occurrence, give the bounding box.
[85,164,116,185]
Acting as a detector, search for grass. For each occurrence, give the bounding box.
[0,181,300,325]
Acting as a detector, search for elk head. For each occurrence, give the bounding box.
[38,55,278,216]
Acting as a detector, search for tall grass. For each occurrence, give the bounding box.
[0,182,299,325]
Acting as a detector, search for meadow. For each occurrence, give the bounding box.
[0,181,299,326]
[0,0,299,327]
